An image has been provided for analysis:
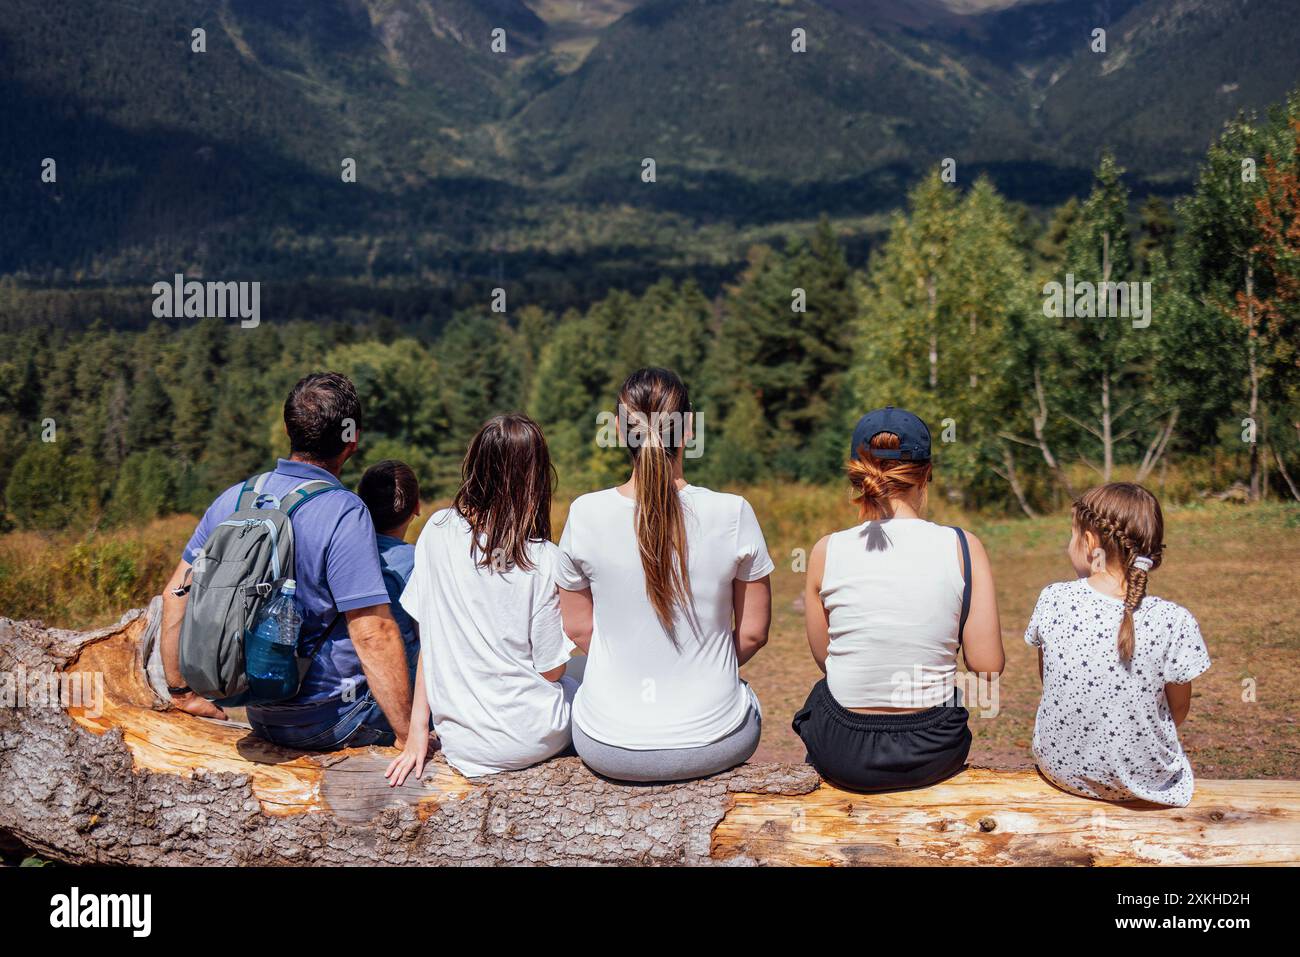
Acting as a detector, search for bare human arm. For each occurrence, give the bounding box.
[539,661,567,681]
[804,535,831,673]
[732,574,771,666]
[558,586,594,654]
[345,604,412,747]
[160,558,227,719]
[1165,681,1192,726]
[959,530,1005,676]
[385,650,433,787]
[534,581,567,681]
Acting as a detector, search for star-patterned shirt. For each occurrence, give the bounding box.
[1024,578,1211,807]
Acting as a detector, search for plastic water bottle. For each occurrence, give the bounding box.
[244,579,303,702]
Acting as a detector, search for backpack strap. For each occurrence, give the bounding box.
[284,479,342,516]
[303,608,348,660]
[235,472,273,511]
[952,526,973,648]
[276,479,342,652]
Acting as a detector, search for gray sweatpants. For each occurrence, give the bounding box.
[572,701,762,783]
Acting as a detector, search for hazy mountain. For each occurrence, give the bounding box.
[1035,0,1300,177]
[0,0,1295,285]
[513,0,1035,181]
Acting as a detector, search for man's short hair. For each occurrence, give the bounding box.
[358,460,420,533]
[284,372,361,461]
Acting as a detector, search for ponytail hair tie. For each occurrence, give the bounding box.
[1131,556,1154,572]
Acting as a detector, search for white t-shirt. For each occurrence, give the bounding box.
[1025,578,1211,807]
[556,485,774,750]
[400,508,574,778]
[821,518,965,708]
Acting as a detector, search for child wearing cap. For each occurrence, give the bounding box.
[793,407,1005,792]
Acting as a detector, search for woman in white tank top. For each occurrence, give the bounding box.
[793,407,1005,793]
[822,519,966,709]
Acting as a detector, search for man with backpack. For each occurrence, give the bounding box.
[159,372,413,751]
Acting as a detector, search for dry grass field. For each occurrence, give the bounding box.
[3,487,1297,779]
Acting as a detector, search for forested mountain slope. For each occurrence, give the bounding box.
[1,0,1295,282]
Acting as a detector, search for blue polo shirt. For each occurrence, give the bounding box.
[182,459,391,720]
[376,533,418,663]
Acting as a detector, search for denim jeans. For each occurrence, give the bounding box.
[250,690,396,751]
[250,641,424,751]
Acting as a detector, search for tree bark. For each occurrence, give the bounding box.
[1032,369,1075,497]
[992,442,1038,518]
[1136,408,1179,483]
[1273,445,1300,502]
[1098,231,1115,483]
[969,311,978,389]
[927,273,938,390]
[3,608,1298,867]
[1100,370,1113,482]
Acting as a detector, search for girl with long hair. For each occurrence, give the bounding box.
[386,413,579,783]
[793,407,1005,792]
[556,368,774,782]
[1025,482,1210,806]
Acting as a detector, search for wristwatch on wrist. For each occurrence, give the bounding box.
[167,684,193,696]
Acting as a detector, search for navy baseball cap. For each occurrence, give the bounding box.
[850,406,931,461]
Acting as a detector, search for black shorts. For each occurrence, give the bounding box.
[792,678,971,793]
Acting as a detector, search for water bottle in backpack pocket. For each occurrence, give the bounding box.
[244,579,305,703]
[178,472,341,705]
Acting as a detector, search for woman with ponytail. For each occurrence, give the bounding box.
[793,407,1005,792]
[1025,482,1211,806]
[556,368,774,782]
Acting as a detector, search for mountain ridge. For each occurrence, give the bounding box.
[1,0,1295,283]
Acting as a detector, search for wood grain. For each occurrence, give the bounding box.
[2,605,1297,866]
[712,769,1300,865]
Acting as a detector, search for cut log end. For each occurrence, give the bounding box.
[2,607,1298,866]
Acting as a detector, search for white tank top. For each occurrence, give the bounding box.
[821,518,965,708]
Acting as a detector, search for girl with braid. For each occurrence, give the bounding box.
[1025,483,1210,806]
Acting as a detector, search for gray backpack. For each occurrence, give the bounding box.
[177,472,341,703]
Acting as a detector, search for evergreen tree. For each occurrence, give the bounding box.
[709,219,855,480]
[530,308,624,491]
[634,279,713,387]
[1053,152,1147,482]
[109,449,182,522]
[125,366,175,451]
[1136,196,1177,276]
[1035,196,1080,272]
[202,370,275,493]
[102,376,130,470]
[5,443,100,530]
[171,320,226,465]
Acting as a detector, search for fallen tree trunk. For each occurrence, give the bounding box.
[2,605,1297,866]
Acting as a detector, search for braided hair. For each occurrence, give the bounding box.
[1072,483,1165,662]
